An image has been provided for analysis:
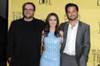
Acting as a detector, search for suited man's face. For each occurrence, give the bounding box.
[66,6,78,21]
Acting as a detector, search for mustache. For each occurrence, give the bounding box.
[70,15,75,17]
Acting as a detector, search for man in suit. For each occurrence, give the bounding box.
[60,3,90,66]
[7,2,45,66]
[0,16,7,66]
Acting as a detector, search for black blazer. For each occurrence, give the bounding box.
[0,16,7,61]
[7,18,45,60]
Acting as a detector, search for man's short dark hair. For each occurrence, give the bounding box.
[65,3,78,13]
[23,2,36,11]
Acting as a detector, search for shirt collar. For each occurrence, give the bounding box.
[69,21,79,28]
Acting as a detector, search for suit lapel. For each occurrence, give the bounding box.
[62,22,69,50]
[76,21,82,51]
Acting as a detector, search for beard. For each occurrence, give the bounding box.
[67,15,78,21]
[24,15,33,19]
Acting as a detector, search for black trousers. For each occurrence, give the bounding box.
[10,61,39,66]
[10,57,40,66]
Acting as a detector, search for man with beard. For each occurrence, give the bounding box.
[60,3,90,66]
[7,2,45,66]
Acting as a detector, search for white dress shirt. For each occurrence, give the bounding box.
[63,21,79,56]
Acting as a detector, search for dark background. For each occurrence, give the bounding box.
[0,0,8,65]
[0,0,8,19]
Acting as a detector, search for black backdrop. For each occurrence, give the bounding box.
[0,0,8,19]
[0,0,8,64]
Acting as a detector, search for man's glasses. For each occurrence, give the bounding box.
[24,8,34,11]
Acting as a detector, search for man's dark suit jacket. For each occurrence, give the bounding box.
[0,16,7,62]
[60,21,90,66]
[7,18,45,66]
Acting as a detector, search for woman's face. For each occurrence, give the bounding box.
[49,15,57,28]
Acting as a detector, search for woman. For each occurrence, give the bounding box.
[40,13,63,66]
